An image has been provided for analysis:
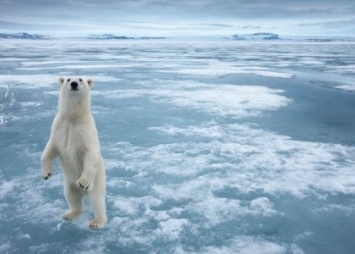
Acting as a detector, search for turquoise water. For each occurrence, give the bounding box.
[1,40,355,253]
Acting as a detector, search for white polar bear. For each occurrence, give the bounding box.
[41,77,107,229]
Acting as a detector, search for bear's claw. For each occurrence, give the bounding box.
[41,165,53,180]
[78,182,88,190]
[89,217,107,229]
[42,172,52,180]
[76,177,93,191]
[62,209,82,221]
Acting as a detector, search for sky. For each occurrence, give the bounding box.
[0,0,354,37]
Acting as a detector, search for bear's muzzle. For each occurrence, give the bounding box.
[71,81,78,91]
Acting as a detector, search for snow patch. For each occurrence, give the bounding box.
[336,84,355,92]
[162,65,293,78]
[201,236,287,254]
[98,82,292,118]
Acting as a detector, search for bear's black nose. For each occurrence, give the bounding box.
[71,81,78,90]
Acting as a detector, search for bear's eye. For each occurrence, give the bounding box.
[79,78,82,82]
[67,78,71,82]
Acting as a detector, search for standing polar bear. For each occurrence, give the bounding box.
[41,77,107,229]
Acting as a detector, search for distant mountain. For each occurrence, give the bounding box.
[232,33,280,40]
[89,34,132,40]
[305,38,347,42]
[89,34,167,40]
[0,32,49,40]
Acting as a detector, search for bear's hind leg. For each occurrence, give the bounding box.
[88,189,107,229]
[62,183,84,221]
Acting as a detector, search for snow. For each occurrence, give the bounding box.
[336,84,355,91]
[1,40,355,253]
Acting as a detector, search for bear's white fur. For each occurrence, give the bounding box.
[41,77,107,229]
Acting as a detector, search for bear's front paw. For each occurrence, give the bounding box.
[76,177,93,191]
[41,168,53,180]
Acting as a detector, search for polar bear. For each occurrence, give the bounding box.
[40,77,107,229]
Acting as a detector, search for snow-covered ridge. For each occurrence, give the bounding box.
[88,34,167,40]
[1,31,354,42]
[232,33,280,40]
[0,32,50,40]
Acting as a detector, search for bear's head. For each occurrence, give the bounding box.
[57,77,94,115]
[58,77,93,96]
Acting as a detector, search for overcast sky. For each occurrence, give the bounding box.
[0,0,354,37]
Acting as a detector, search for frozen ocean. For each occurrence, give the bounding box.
[0,39,355,254]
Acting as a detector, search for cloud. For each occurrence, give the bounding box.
[242,25,261,29]
[0,0,354,36]
[298,18,355,29]
[296,18,355,35]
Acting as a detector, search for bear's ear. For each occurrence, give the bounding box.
[87,79,93,87]
[58,77,65,86]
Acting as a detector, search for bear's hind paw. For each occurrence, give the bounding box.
[89,217,107,229]
[62,210,82,221]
